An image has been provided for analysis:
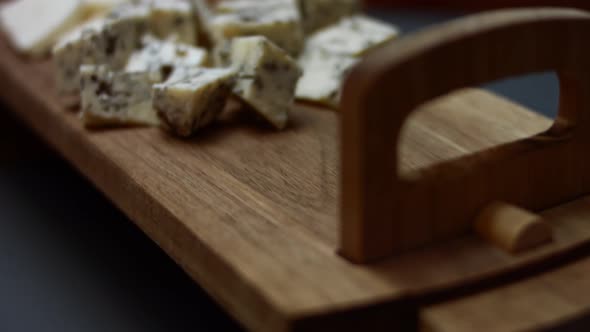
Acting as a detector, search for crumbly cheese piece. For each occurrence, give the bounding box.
[148,0,197,45]
[230,36,302,129]
[153,68,236,137]
[209,0,304,55]
[53,4,150,94]
[0,0,87,57]
[295,15,399,108]
[53,18,107,94]
[296,0,359,34]
[125,35,208,83]
[295,50,357,108]
[305,15,400,57]
[79,65,159,127]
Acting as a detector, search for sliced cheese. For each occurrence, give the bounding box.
[231,36,302,129]
[0,0,87,57]
[153,68,236,137]
[79,64,159,127]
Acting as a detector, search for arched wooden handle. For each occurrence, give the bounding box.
[340,8,590,263]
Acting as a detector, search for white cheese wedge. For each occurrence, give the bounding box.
[305,15,400,57]
[148,0,197,45]
[125,35,208,83]
[153,68,236,137]
[230,36,302,129]
[79,64,159,127]
[53,3,150,94]
[209,0,304,55]
[295,50,357,108]
[0,0,87,57]
[296,0,360,34]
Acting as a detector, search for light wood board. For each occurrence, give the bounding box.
[2,8,590,332]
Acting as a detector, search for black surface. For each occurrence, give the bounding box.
[0,10,566,332]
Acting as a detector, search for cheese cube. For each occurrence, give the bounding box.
[125,35,208,83]
[148,0,198,45]
[297,0,360,34]
[80,65,159,127]
[53,4,150,94]
[305,15,400,57]
[153,68,236,137]
[295,16,399,108]
[230,36,302,129]
[79,65,159,127]
[0,0,87,57]
[295,50,357,108]
[209,0,304,55]
[53,18,106,94]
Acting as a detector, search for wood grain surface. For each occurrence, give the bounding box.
[2,7,590,332]
[421,255,590,332]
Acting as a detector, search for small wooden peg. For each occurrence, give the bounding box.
[475,202,553,253]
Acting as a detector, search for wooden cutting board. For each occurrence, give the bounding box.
[1,7,590,332]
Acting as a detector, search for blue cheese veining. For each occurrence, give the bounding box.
[79,64,160,127]
[125,35,208,83]
[153,68,237,137]
[53,3,150,94]
[230,36,302,129]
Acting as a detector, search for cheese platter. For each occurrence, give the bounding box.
[2,0,590,331]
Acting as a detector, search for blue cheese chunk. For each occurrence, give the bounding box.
[305,15,399,57]
[297,0,360,34]
[79,65,159,127]
[125,35,208,83]
[53,4,150,94]
[295,50,357,108]
[53,17,106,94]
[209,0,304,55]
[231,36,302,129]
[153,68,236,137]
[148,0,197,45]
[296,15,399,108]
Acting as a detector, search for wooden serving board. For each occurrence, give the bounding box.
[2,7,590,332]
[421,254,590,332]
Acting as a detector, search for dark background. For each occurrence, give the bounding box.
[0,5,564,332]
